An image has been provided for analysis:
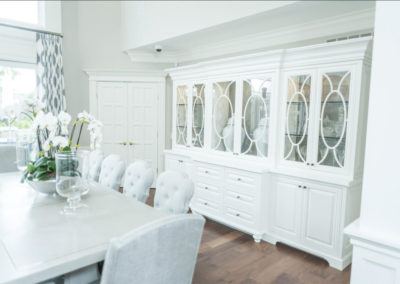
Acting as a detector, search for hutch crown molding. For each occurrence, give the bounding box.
[164,37,372,270]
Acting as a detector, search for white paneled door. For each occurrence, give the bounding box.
[127,83,158,173]
[97,82,160,176]
[97,82,128,159]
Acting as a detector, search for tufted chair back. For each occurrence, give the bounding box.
[100,214,205,284]
[154,171,194,214]
[99,154,125,191]
[123,161,154,203]
[83,150,104,182]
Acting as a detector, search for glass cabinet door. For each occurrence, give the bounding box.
[284,74,312,164]
[240,78,272,158]
[175,85,188,146]
[211,81,236,152]
[191,84,205,148]
[316,71,351,168]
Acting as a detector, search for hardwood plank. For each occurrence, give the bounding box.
[146,189,351,284]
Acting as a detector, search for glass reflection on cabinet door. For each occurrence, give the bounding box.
[176,85,188,145]
[192,84,205,148]
[211,81,236,152]
[317,71,350,168]
[241,78,272,157]
[284,74,312,163]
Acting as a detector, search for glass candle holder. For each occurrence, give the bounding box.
[56,151,90,213]
[15,129,36,171]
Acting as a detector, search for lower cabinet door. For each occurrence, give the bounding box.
[270,179,302,242]
[302,184,340,254]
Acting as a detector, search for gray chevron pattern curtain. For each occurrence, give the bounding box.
[36,33,66,114]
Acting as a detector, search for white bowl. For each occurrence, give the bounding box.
[27,179,57,195]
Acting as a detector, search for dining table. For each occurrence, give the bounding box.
[0,172,167,284]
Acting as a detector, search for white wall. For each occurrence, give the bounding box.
[62,1,138,145]
[121,1,295,50]
[359,1,400,238]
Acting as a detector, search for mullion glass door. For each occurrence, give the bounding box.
[211,81,236,152]
[175,85,188,146]
[240,78,272,158]
[283,74,312,164]
[316,71,351,168]
[191,84,205,148]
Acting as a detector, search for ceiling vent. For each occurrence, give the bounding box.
[326,32,373,43]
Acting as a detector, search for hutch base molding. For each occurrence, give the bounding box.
[165,37,372,270]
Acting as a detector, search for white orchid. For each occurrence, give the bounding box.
[52,136,69,149]
[39,113,58,131]
[43,139,52,152]
[2,104,21,121]
[58,111,71,126]
[77,110,94,123]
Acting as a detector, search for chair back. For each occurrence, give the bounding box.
[99,154,125,191]
[154,171,194,214]
[100,214,205,284]
[123,160,154,203]
[83,150,103,182]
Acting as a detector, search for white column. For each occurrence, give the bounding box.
[345,2,400,284]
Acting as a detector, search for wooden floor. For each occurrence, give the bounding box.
[146,189,351,284]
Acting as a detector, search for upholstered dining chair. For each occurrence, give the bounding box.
[82,150,104,182]
[154,171,194,214]
[99,154,125,191]
[122,160,154,203]
[100,214,205,284]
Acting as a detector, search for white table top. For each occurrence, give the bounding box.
[0,172,166,284]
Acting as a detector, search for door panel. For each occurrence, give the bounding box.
[127,83,159,174]
[97,82,128,159]
[270,179,302,242]
[303,185,339,253]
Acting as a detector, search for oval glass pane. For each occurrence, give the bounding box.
[287,94,308,139]
[321,92,346,147]
[176,85,187,145]
[192,84,205,148]
[212,81,235,151]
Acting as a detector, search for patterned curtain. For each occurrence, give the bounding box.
[36,33,66,114]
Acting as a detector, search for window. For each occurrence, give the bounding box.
[0,65,36,142]
[0,1,39,26]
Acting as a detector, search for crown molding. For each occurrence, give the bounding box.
[84,69,167,82]
[125,7,375,65]
[167,37,373,81]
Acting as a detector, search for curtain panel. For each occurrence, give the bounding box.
[36,33,66,114]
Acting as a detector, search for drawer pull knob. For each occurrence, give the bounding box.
[298,185,302,188]
[236,213,240,217]
[303,186,307,189]
[307,163,310,166]
[178,160,183,163]
[237,178,241,181]
[205,170,209,174]
[236,195,240,199]
[311,163,314,166]
[204,202,208,206]
[205,186,208,189]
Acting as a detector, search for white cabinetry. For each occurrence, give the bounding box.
[165,38,371,270]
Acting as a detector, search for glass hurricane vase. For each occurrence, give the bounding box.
[15,129,36,171]
[56,151,90,213]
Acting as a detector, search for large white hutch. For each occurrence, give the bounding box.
[164,37,372,270]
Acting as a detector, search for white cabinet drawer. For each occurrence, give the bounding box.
[226,171,257,188]
[196,164,221,180]
[194,197,220,216]
[196,182,221,195]
[225,189,255,209]
[225,207,255,226]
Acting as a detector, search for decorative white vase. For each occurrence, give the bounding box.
[27,179,57,195]
[253,118,269,157]
[222,117,245,152]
